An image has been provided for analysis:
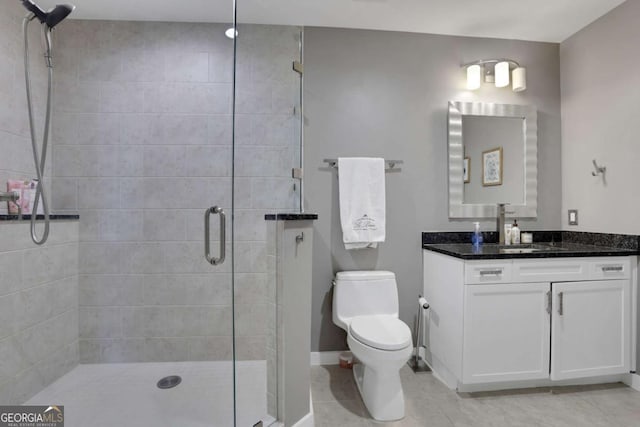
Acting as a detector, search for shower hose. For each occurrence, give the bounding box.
[22,15,52,245]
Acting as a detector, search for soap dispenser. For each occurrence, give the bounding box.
[511,220,521,245]
[472,222,483,247]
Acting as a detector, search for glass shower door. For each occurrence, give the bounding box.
[0,0,300,424]
[231,4,304,424]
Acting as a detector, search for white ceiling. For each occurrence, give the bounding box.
[37,0,627,42]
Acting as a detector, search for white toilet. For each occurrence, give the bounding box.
[332,270,413,421]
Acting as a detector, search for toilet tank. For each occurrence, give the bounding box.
[332,271,399,330]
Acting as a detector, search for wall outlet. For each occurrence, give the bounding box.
[568,209,579,225]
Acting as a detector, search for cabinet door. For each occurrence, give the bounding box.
[551,280,630,380]
[462,282,551,384]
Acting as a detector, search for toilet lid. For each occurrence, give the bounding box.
[349,315,412,351]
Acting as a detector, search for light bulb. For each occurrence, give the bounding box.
[495,61,510,88]
[466,64,481,90]
[225,27,238,39]
[512,67,527,92]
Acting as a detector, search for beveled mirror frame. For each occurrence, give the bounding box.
[448,101,537,218]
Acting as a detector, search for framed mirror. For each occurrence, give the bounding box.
[448,101,537,218]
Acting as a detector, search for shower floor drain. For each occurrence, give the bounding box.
[157,376,182,389]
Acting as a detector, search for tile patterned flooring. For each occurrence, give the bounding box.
[311,365,640,427]
[26,361,270,427]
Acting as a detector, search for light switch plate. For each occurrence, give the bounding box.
[568,209,578,225]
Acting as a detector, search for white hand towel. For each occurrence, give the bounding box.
[338,157,386,250]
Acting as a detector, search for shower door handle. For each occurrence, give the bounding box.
[205,206,226,266]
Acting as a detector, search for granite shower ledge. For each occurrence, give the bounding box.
[0,214,79,221]
[264,213,318,221]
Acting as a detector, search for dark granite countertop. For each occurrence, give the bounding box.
[423,242,638,260]
[0,214,79,221]
[422,230,640,260]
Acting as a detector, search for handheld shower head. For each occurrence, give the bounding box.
[45,4,75,28]
[21,1,75,29]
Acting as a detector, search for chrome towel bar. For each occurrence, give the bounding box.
[323,158,403,171]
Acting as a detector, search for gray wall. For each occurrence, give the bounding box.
[463,116,524,205]
[278,221,313,426]
[304,27,562,351]
[559,0,640,371]
[51,21,301,363]
[560,0,640,234]
[0,0,79,404]
[266,220,314,424]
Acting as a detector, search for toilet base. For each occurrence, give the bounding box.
[353,363,405,422]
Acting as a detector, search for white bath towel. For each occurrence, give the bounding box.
[338,157,386,250]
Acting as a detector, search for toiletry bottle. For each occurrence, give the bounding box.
[472,222,483,247]
[511,220,521,244]
[504,223,512,246]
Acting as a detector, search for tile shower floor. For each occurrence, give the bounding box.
[311,365,640,427]
[26,361,272,427]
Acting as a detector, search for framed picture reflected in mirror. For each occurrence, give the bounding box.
[482,147,503,186]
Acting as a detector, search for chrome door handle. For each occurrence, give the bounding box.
[602,265,623,272]
[546,290,551,315]
[558,292,564,316]
[205,206,226,266]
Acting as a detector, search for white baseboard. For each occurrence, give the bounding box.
[291,390,314,427]
[292,411,314,427]
[623,373,640,391]
[310,351,345,366]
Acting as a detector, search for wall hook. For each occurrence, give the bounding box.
[591,159,606,177]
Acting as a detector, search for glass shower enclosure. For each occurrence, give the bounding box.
[232,14,305,425]
[0,0,303,425]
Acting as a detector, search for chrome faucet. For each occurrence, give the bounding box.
[497,203,506,244]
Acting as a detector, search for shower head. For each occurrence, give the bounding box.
[45,4,75,28]
[21,1,75,29]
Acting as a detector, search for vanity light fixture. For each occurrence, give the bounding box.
[462,59,527,92]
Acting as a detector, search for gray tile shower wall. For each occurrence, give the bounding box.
[0,0,50,214]
[0,221,79,404]
[0,1,80,404]
[266,221,278,417]
[50,21,301,363]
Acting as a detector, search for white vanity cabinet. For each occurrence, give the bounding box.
[550,279,630,380]
[423,250,637,391]
[462,282,551,384]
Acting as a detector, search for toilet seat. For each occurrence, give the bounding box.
[349,315,412,351]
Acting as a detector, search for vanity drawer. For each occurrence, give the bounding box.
[512,259,588,283]
[588,258,631,280]
[465,261,512,284]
